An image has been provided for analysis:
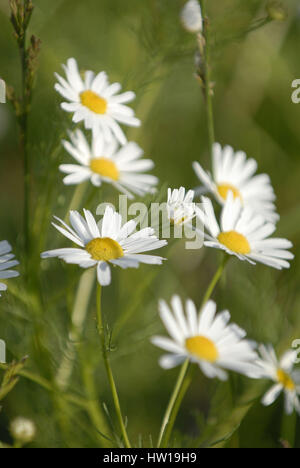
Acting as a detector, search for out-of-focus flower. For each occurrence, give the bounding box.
[255,345,300,415]
[167,187,196,226]
[60,129,157,198]
[10,417,36,444]
[193,143,279,223]
[180,0,203,33]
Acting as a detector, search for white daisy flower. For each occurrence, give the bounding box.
[0,240,19,296]
[59,129,158,198]
[180,0,203,33]
[193,143,279,223]
[255,344,300,415]
[152,297,258,381]
[197,193,294,270]
[55,58,141,145]
[41,206,167,286]
[167,187,196,226]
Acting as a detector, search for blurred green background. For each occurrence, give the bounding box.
[0,0,300,448]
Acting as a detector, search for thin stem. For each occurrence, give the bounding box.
[57,182,94,386]
[55,268,96,390]
[19,31,30,264]
[199,0,215,158]
[157,254,229,448]
[9,2,39,266]
[55,268,112,445]
[84,185,98,209]
[280,410,297,448]
[64,183,88,223]
[201,254,229,309]
[96,284,131,448]
[157,359,191,448]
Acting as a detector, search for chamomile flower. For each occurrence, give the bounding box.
[0,240,19,296]
[193,143,279,223]
[197,193,294,270]
[55,58,140,145]
[59,129,158,198]
[41,207,167,286]
[167,187,196,226]
[255,345,300,415]
[152,297,258,380]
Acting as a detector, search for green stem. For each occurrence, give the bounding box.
[22,118,30,264]
[57,183,95,387]
[201,254,229,309]
[157,254,229,448]
[96,284,131,448]
[280,410,297,448]
[199,0,215,158]
[64,183,88,223]
[55,268,112,445]
[18,30,30,266]
[85,185,98,209]
[157,359,191,448]
[55,268,96,390]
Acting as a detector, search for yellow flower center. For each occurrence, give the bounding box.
[90,158,119,181]
[185,335,219,363]
[80,90,107,114]
[218,230,251,255]
[86,237,124,262]
[217,183,242,201]
[277,369,295,391]
[170,216,187,226]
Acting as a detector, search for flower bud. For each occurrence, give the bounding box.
[10,417,36,444]
[180,0,203,33]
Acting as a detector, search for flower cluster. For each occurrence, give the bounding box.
[153,297,300,414]
[3,0,298,450]
[55,58,158,198]
[48,57,298,414]
[154,133,297,412]
[193,143,293,269]
[42,58,167,286]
